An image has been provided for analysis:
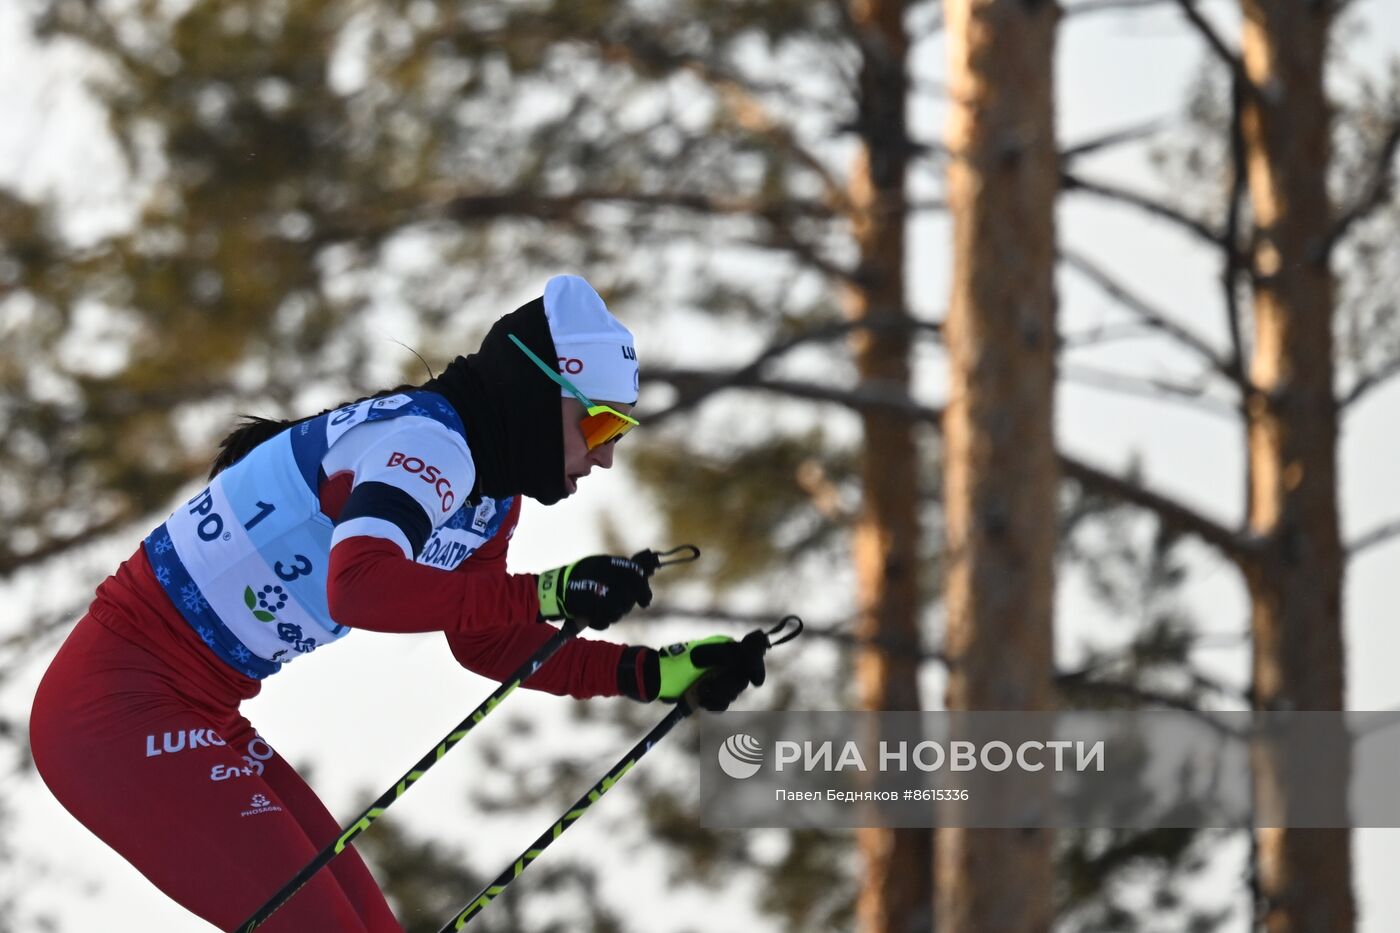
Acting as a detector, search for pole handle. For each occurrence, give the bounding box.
[764,614,804,649]
[631,543,700,575]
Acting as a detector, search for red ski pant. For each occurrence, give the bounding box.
[30,612,403,932]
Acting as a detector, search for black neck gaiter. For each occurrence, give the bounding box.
[424,297,567,506]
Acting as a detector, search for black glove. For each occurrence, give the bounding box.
[536,551,655,630]
[618,630,768,711]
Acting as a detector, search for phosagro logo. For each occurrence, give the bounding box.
[240,792,284,818]
[718,733,765,779]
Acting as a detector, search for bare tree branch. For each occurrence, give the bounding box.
[318,187,839,258]
[1061,171,1225,247]
[1061,321,1169,349]
[1061,248,1240,383]
[725,376,942,420]
[1061,363,1239,418]
[1347,516,1400,558]
[1319,117,1400,261]
[744,315,943,376]
[644,314,943,425]
[1061,119,1167,163]
[746,223,858,284]
[645,370,1253,564]
[1058,453,1255,563]
[589,33,853,216]
[428,189,836,224]
[1340,355,1400,410]
[642,375,942,475]
[709,70,851,213]
[417,186,861,285]
[1169,0,1242,72]
[1055,677,1248,735]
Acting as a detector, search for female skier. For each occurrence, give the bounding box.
[29,274,766,932]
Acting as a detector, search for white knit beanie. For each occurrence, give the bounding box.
[542,274,639,404]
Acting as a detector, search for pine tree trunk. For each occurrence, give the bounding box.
[843,2,933,932]
[1238,2,1354,930]
[937,0,1059,930]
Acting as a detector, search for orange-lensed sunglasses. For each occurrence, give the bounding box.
[508,334,639,450]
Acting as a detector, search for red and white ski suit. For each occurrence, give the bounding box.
[31,411,643,931]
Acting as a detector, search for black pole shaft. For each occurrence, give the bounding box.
[236,619,584,932]
[439,700,696,931]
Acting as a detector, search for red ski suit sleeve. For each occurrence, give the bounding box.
[326,497,627,698]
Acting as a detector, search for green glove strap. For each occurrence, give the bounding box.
[536,562,576,619]
[657,635,733,700]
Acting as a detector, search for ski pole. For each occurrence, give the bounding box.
[238,544,700,932]
[438,614,805,931]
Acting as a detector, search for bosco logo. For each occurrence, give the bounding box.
[387,452,455,512]
[558,357,584,375]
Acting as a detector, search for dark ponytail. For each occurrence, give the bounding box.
[208,384,421,479]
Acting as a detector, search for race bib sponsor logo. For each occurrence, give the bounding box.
[187,488,227,543]
[386,451,456,513]
[240,580,317,656]
[272,620,318,655]
[420,535,478,569]
[245,583,288,622]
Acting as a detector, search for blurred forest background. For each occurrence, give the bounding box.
[2,0,1400,931]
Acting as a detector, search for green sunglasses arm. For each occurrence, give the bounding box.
[507,333,638,428]
[506,333,597,408]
